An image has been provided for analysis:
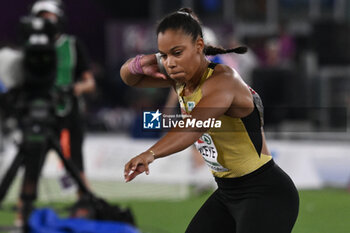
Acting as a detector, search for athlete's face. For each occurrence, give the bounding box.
[157,29,204,83]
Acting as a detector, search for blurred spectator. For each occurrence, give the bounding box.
[263,38,281,67]
[278,21,296,64]
[224,36,258,85]
[261,21,296,68]
[202,27,258,85]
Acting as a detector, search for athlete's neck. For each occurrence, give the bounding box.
[185,58,210,92]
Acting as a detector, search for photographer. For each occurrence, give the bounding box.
[12,0,96,226]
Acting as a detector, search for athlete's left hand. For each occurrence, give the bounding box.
[124,151,155,182]
[140,54,167,80]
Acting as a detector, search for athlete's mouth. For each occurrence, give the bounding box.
[169,71,183,75]
[169,71,185,78]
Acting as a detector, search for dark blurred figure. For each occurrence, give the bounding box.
[252,21,299,129]
[224,35,258,85]
[262,21,296,67]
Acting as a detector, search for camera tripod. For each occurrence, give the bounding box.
[0,90,135,233]
[0,121,93,230]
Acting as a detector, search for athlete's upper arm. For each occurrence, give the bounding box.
[189,70,236,121]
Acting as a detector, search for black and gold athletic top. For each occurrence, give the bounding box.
[176,63,272,178]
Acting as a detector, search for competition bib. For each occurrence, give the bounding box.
[195,133,229,172]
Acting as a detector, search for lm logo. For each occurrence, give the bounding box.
[143,109,162,129]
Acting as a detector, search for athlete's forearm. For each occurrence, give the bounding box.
[148,129,203,160]
[120,58,143,87]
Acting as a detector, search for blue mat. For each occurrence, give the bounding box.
[29,208,140,233]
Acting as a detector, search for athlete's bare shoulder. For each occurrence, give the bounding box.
[206,63,245,87]
[203,63,253,115]
[201,63,245,99]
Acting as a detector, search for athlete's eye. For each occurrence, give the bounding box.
[160,54,167,60]
[173,50,182,56]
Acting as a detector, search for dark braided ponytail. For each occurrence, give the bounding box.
[157,7,247,56]
[204,45,248,56]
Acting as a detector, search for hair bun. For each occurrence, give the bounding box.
[178,7,193,14]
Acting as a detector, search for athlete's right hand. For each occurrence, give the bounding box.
[140,54,167,80]
[124,151,155,182]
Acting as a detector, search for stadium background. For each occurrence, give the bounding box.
[1,0,350,232]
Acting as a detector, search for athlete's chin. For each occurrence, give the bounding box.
[170,72,186,81]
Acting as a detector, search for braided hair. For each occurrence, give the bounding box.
[156,8,247,56]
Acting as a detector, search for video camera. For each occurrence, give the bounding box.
[19,16,58,89]
[1,16,73,135]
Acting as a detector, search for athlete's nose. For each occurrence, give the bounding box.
[166,56,176,69]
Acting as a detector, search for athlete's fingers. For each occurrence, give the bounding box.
[125,170,142,182]
[153,72,167,80]
[130,158,140,171]
[124,161,132,178]
[124,152,154,181]
[144,162,150,175]
[124,158,139,177]
[125,164,147,182]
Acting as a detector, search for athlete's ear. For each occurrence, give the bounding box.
[196,37,205,53]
